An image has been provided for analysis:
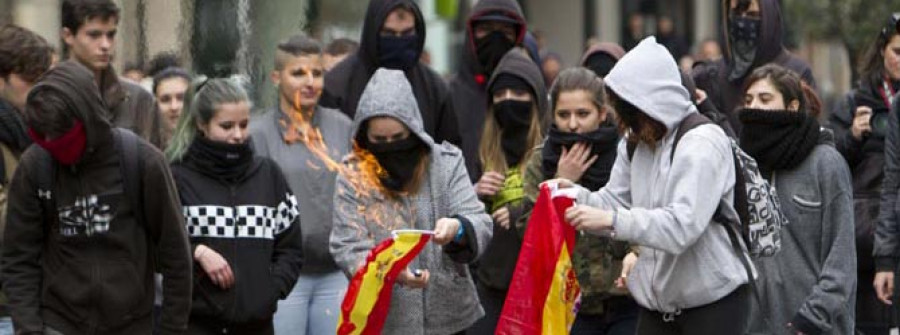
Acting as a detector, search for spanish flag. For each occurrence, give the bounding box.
[337,230,432,335]
[497,184,581,334]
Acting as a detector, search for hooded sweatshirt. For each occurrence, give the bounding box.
[1,61,192,335]
[692,0,816,135]
[475,48,548,291]
[250,106,352,274]
[448,0,527,181]
[98,65,164,149]
[330,69,493,334]
[574,37,750,313]
[319,0,460,149]
[747,130,856,335]
[171,141,304,325]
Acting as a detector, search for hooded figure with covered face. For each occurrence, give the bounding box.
[693,0,816,136]
[330,69,492,334]
[319,0,460,149]
[550,37,752,334]
[1,61,192,334]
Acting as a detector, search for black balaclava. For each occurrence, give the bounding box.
[490,73,533,166]
[728,13,762,81]
[476,30,516,77]
[378,34,419,70]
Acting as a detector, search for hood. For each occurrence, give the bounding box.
[487,48,550,127]
[460,0,528,80]
[357,0,426,70]
[0,99,31,153]
[27,60,113,157]
[605,37,696,132]
[580,42,626,65]
[722,0,785,71]
[352,68,435,147]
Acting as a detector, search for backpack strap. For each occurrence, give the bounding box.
[670,112,711,162]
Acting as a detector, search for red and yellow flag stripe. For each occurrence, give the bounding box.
[337,230,432,335]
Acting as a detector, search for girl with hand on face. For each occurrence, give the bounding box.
[518,67,639,334]
[468,48,546,334]
[165,79,304,335]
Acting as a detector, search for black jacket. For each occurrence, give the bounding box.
[448,0,527,182]
[876,91,900,271]
[1,61,193,335]
[692,0,816,136]
[171,149,303,325]
[319,0,460,149]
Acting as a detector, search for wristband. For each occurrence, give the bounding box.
[453,221,465,243]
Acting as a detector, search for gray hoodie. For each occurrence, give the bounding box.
[573,37,751,313]
[329,69,492,334]
[748,131,856,335]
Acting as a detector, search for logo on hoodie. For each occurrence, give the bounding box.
[58,195,113,237]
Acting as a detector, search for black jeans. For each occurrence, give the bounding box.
[635,285,750,335]
[571,296,640,335]
[468,282,507,335]
[186,315,274,335]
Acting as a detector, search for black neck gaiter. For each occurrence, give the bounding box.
[541,123,619,190]
[186,135,255,182]
[494,100,533,166]
[365,136,427,192]
[739,108,820,174]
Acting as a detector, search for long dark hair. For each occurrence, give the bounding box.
[607,88,667,148]
[858,13,900,85]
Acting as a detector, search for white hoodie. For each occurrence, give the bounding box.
[575,37,751,313]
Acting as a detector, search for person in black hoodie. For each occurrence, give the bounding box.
[1,60,193,334]
[165,78,304,335]
[319,0,460,149]
[469,48,547,334]
[448,0,528,181]
[692,0,816,136]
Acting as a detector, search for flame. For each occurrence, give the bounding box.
[280,89,413,234]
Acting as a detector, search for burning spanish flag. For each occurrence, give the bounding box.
[337,230,433,335]
[496,184,581,335]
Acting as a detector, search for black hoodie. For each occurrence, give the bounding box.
[1,61,192,335]
[319,0,460,148]
[692,0,816,135]
[170,142,303,325]
[475,48,548,292]
[448,0,527,182]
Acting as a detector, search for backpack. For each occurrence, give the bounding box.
[34,128,157,259]
[626,112,788,259]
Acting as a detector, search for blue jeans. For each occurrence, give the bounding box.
[273,271,348,335]
[0,317,12,335]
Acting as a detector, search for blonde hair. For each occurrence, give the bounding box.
[479,103,544,174]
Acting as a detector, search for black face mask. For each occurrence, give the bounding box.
[493,100,533,166]
[366,136,426,191]
[475,31,515,76]
[738,108,820,173]
[378,35,419,70]
[728,15,761,80]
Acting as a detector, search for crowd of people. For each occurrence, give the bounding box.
[0,0,899,334]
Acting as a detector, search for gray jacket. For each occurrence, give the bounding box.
[574,37,750,313]
[876,92,900,271]
[250,106,352,273]
[748,130,856,335]
[330,69,492,335]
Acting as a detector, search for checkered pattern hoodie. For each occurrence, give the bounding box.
[170,154,303,325]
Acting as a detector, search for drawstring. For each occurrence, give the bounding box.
[662,309,682,322]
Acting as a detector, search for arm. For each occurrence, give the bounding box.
[1,156,45,334]
[145,153,193,335]
[791,152,857,335]
[270,191,304,299]
[827,92,863,165]
[580,130,732,255]
[441,151,493,263]
[876,100,900,271]
[330,172,374,278]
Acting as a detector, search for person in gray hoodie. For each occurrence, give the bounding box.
[738,64,856,335]
[549,37,751,335]
[249,34,353,334]
[330,68,492,334]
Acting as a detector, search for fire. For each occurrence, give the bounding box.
[280,90,414,233]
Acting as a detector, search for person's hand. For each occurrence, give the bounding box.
[492,207,511,229]
[785,323,807,335]
[541,178,575,190]
[875,271,895,305]
[564,205,613,234]
[195,245,234,290]
[694,88,708,104]
[851,106,873,140]
[433,218,461,245]
[557,143,599,182]
[475,171,505,197]
[398,268,430,289]
[616,252,638,289]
